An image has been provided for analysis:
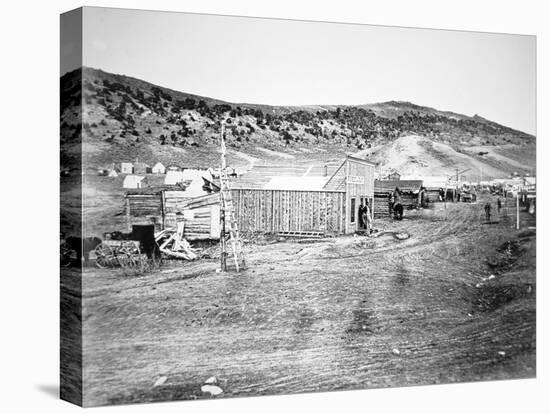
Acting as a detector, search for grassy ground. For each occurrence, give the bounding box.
[72,195,536,406]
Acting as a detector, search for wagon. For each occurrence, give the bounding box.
[94,239,144,269]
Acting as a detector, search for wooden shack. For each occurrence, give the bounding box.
[125,186,221,240]
[374,179,423,217]
[133,162,149,175]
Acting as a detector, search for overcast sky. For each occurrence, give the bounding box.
[62,7,536,135]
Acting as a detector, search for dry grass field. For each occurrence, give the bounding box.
[65,195,535,406]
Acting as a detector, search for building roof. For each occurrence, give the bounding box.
[125,182,192,196]
[264,176,329,191]
[403,175,448,189]
[375,179,423,193]
[230,161,342,190]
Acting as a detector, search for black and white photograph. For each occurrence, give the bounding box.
[58,5,538,408]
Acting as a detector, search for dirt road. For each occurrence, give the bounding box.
[75,196,536,406]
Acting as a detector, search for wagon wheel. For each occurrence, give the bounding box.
[95,243,115,268]
[117,241,143,269]
[60,242,76,267]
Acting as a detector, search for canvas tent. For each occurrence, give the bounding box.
[123,175,146,189]
[152,162,166,174]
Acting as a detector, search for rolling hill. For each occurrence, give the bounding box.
[60,67,536,180]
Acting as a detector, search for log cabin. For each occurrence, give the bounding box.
[374,179,423,217]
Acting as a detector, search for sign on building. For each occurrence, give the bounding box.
[347,175,365,185]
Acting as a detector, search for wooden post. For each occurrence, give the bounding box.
[516,192,520,230]
[126,197,131,232]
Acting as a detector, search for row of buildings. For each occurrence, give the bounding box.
[123,160,537,241]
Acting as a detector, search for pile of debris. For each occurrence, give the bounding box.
[155,223,199,260]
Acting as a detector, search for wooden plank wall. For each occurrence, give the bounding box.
[373,193,419,217]
[232,189,346,234]
[162,191,192,229]
[347,159,375,197]
[125,194,163,231]
[176,193,220,240]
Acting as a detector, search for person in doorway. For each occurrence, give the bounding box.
[363,200,373,234]
[484,202,492,222]
[358,201,365,230]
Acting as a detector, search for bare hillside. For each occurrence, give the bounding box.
[60,67,536,177]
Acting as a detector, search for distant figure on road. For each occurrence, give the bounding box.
[363,200,372,234]
[484,202,492,222]
[497,197,502,213]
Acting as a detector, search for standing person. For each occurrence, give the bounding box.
[363,200,373,234]
[358,201,365,230]
[497,197,502,214]
[484,202,492,222]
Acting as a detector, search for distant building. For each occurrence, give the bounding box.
[123,175,146,189]
[152,162,166,174]
[120,162,133,174]
[133,162,149,175]
[166,164,183,172]
[387,171,401,180]
[108,169,118,177]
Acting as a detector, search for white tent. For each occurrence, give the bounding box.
[152,162,166,174]
[108,169,118,177]
[123,175,146,189]
[164,170,186,185]
[180,169,213,197]
[165,169,212,196]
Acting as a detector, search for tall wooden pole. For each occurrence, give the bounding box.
[220,121,227,271]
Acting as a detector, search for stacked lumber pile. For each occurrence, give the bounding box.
[155,222,198,260]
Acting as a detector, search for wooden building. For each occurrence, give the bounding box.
[120,162,133,174]
[231,156,375,235]
[373,179,423,217]
[133,162,149,175]
[125,186,220,240]
[387,171,401,180]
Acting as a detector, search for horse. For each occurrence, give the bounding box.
[391,187,404,220]
[393,203,404,220]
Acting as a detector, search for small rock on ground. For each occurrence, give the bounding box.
[153,376,167,387]
[201,384,223,396]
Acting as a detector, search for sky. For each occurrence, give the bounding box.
[62,7,536,135]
